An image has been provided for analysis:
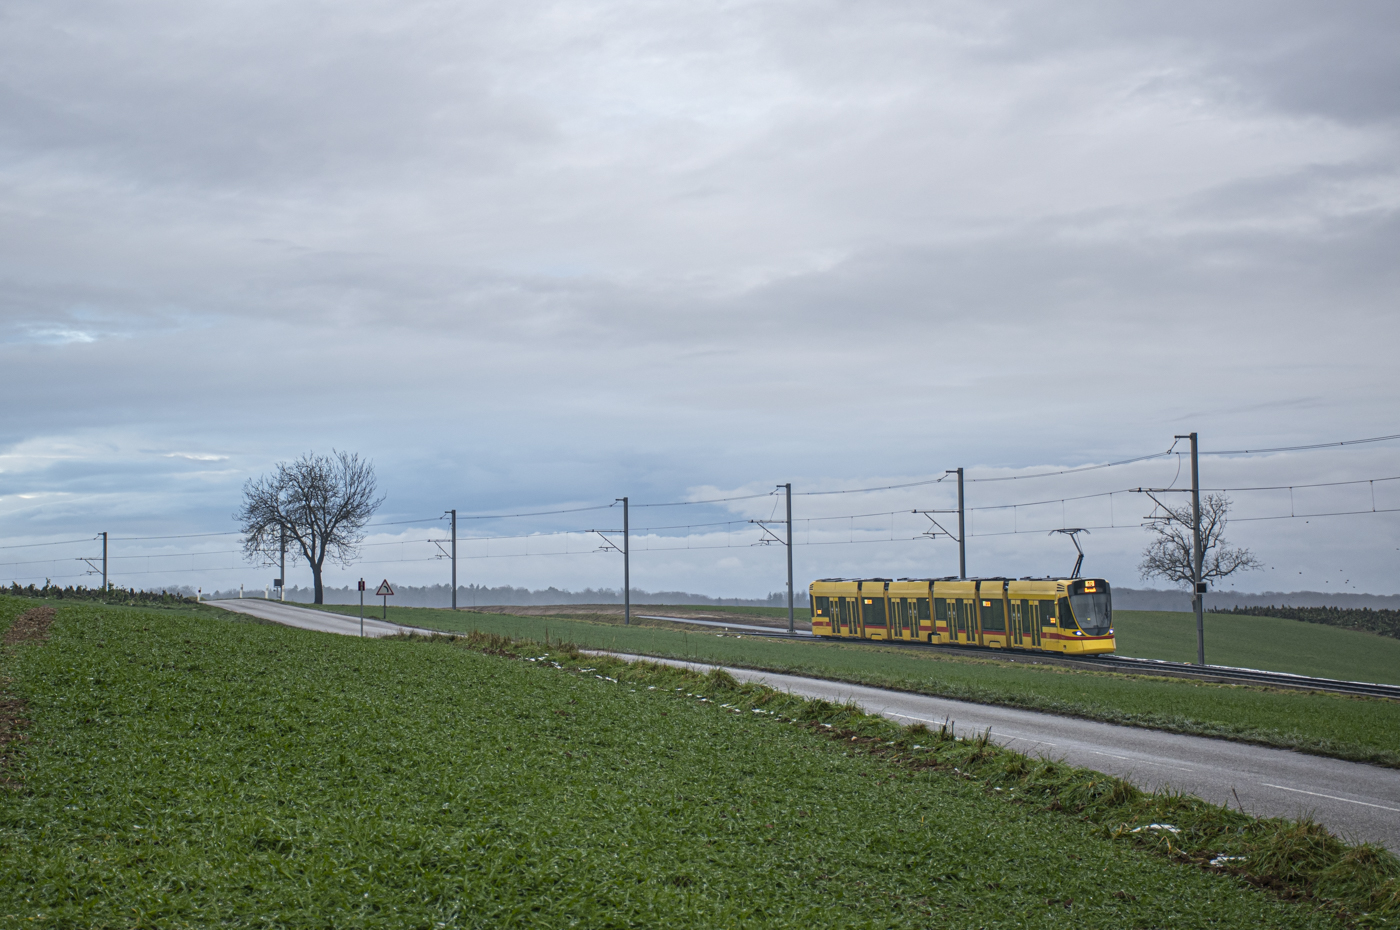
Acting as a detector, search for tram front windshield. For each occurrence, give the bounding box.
[1068,591,1112,636]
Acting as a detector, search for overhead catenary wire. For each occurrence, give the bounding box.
[1202,432,1400,455]
[6,429,1399,586]
[7,470,1398,568]
[0,537,94,550]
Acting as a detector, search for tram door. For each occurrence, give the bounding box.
[843,598,859,636]
[1010,601,1024,646]
[1027,600,1041,647]
[954,599,979,645]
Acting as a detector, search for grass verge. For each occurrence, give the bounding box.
[1114,610,1400,685]
[0,595,1392,927]
[313,603,1400,768]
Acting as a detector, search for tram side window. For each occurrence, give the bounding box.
[1058,597,1078,630]
[934,598,947,624]
[979,598,1006,632]
[917,598,931,621]
[814,596,829,618]
[1038,601,1056,625]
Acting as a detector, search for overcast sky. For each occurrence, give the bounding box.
[2,0,1398,597]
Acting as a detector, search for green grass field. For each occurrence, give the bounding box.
[0,595,1372,928]
[312,603,1400,767]
[1114,610,1400,684]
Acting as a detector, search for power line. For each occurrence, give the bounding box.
[365,516,450,527]
[797,477,950,496]
[8,472,1392,567]
[0,537,92,550]
[964,450,1177,483]
[1232,506,1400,523]
[1206,475,1400,492]
[631,492,775,508]
[112,531,242,541]
[968,490,1120,512]
[1203,432,1400,455]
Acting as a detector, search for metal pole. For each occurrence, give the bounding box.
[360,580,364,637]
[1190,432,1205,666]
[784,482,794,633]
[622,496,630,626]
[101,531,108,592]
[956,468,966,580]
[279,525,286,602]
[450,509,458,610]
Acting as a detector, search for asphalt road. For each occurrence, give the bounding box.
[210,598,1400,852]
[212,598,412,637]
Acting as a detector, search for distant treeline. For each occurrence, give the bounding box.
[1209,605,1400,640]
[6,582,197,607]
[211,583,811,609]
[1114,587,1400,612]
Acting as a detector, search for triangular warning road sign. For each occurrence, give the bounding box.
[375,579,395,596]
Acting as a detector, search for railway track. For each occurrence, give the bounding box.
[682,621,1400,700]
[1070,654,1400,699]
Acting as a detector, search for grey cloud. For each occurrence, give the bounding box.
[993,0,1400,125]
[1,0,1397,593]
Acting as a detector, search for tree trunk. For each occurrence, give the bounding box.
[312,554,325,604]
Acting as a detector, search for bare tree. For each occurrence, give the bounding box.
[237,451,384,604]
[1138,493,1262,590]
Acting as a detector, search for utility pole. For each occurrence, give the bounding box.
[101,531,108,591]
[621,497,630,626]
[587,503,631,624]
[749,486,795,630]
[1177,431,1206,666]
[913,470,965,578]
[1133,434,1206,665]
[954,468,966,579]
[450,509,458,610]
[784,482,794,634]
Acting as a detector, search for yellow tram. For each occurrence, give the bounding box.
[809,577,1115,655]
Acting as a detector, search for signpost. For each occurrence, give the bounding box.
[375,579,394,621]
[358,578,366,637]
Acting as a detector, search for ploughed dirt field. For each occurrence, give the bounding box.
[469,604,809,631]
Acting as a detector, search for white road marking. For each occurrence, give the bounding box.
[887,712,943,726]
[1089,749,1132,761]
[1080,749,1195,773]
[1261,784,1400,813]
